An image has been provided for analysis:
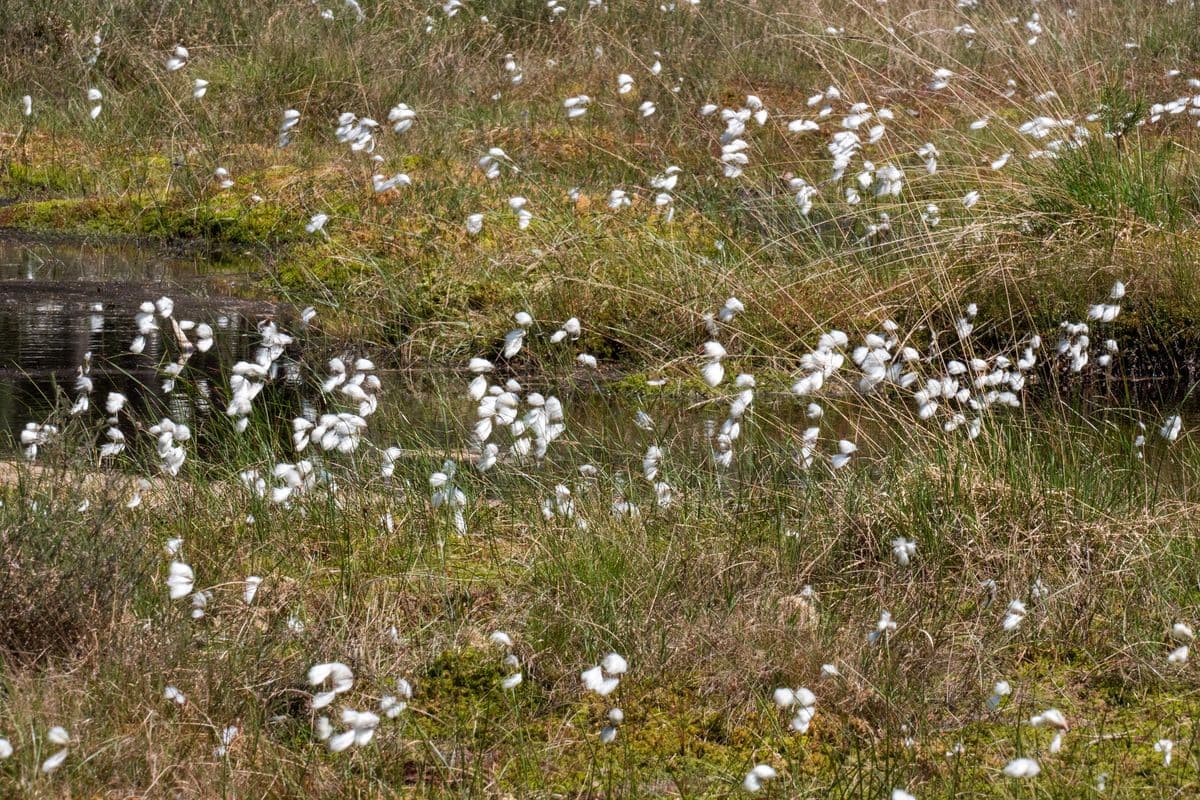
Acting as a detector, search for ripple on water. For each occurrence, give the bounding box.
[0,235,290,443]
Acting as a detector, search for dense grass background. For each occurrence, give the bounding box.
[2,0,1200,369]
[3,0,1200,796]
[3,390,1200,796]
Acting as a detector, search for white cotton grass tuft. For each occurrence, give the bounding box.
[326,709,380,752]
[1002,757,1040,778]
[41,727,70,773]
[430,460,468,533]
[743,764,778,792]
[278,109,300,147]
[550,317,581,344]
[308,661,355,709]
[380,678,413,718]
[831,439,857,470]
[306,213,329,234]
[1030,708,1067,731]
[1030,708,1069,752]
[1002,599,1027,631]
[490,631,523,689]
[581,652,627,696]
[602,652,627,675]
[165,44,189,72]
[700,339,727,388]
[563,94,591,119]
[214,725,239,758]
[167,561,194,600]
[891,537,916,566]
[388,102,416,133]
[600,707,623,743]
[41,748,68,773]
[867,609,896,644]
[243,575,263,604]
[773,685,817,733]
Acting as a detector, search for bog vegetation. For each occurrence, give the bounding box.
[2,0,1200,797]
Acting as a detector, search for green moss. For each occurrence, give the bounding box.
[2,161,90,195]
[0,191,294,257]
[422,648,505,699]
[0,196,126,233]
[275,248,363,294]
[416,647,537,749]
[133,200,293,246]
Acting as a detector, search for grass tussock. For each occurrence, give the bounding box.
[2,0,1200,797]
[1,362,1200,797]
[1,0,1200,367]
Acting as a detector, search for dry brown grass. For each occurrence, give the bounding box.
[3,0,1200,795]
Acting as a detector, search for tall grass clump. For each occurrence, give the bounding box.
[2,0,1200,796]
[0,0,1197,368]
[0,465,155,663]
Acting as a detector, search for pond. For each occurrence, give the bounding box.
[0,234,288,443]
[0,235,830,476]
[0,232,1174,485]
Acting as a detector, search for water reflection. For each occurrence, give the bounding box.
[0,235,288,442]
[0,238,1174,475]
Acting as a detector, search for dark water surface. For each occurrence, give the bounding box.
[0,234,1182,477]
[0,235,838,467]
[0,235,287,442]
